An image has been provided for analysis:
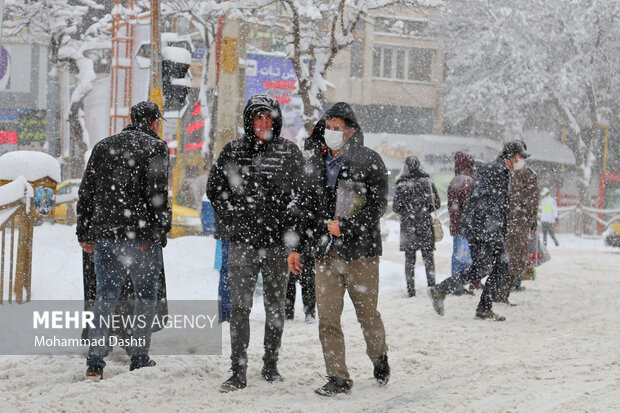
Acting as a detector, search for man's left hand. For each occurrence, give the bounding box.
[328,219,341,237]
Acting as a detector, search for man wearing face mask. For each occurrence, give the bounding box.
[207,94,304,391]
[428,141,530,321]
[287,102,390,396]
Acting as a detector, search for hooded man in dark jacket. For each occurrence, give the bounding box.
[428,141,530,321]
[287,102,390,396]
[207,94,304,392]
[393,155,441,297]
[77,101,171,381]
[447,151,476,295]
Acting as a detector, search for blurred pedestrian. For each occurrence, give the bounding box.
[428,141,530,321]
[447,151,476,296]
[207,94,304,392]
[288,102,390,396]
[540,187,559,246]
[498,159,539,303]
[393,155,441,297]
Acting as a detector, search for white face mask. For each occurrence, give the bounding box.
[324,129,345,151]
[513,157,526,171]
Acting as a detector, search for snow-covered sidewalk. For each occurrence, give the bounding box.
[1,223,619,412]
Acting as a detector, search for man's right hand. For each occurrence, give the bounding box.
[79,241,95,254]
[287,252,303,275]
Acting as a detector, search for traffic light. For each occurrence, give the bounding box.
[162,44,191,111]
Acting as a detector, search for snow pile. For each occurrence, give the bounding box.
[0,224,618,411]
[0,151,62,183]
[0,175,33,207]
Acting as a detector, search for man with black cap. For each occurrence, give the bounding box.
[207,94,304,391]
[428,140,530,321]
[77,101,171,381]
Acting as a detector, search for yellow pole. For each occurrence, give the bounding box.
[602,125,609,173]
[560,124,567,171]
[149,0,163,138]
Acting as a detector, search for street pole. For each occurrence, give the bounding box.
[148,0,163,132]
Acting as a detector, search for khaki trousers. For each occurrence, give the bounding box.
[315,251,388,383]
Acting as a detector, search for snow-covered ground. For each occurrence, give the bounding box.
[1,221,619,412]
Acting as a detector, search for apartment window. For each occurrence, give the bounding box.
[373,45,434,82]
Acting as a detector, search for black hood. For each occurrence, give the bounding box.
[243,94,283,142]
[397,155,429,182]
[305,102,364,153]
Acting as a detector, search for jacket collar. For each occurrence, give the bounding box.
[123,123,160,140]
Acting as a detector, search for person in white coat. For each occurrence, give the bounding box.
[540,187,559,246]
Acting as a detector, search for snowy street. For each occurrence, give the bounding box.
[1,222,619,412]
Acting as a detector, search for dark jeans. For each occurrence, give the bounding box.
[285,255,316,319]
[436,237,508,312]
[405,247,435,295]
[541,222,559,246]
[87,239,162,368]
[228,243,289,367]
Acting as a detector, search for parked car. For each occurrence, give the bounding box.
[54,179,203,237]
[54,179,81,225]
[604,222,620,247]
[169,204,203,238]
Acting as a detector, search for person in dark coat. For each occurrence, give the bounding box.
[392,155,440,297]
[288,102,390,396]
[447,151,476,295]
[428,141,530,321]
[497,164,539,302]
[77,101,171,381]
[207,94,304,391]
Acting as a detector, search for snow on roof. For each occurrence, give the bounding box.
[365,133,501,172]
[522,131,576,165]
[0,175,33,210]
[0,151,62,183]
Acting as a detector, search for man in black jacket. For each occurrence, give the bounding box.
[77,101,171,381]
[287,102,390,396]
[428,141,530,321]
[207,94,304,392]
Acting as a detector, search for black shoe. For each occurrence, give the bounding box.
[220,365,247,392]
[373,354,390,385]
[314,376,352,397]
[129,359,156,371]
[427,287,445,316]
[407,291,416,297]
[85,365,103,382]
[261,361,283,382]
[475,309,506,321]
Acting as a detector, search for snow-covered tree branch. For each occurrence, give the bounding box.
[435,0,620,204]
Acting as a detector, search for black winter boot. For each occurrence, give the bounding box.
[373,354,390,385]
[261,360,283,382]
[220,364,247,392]
[314,376,352,396]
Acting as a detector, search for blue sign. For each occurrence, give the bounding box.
[35,187,55,217]
[245,53,304,143]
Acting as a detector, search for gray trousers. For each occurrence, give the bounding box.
[228,243,289,367]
